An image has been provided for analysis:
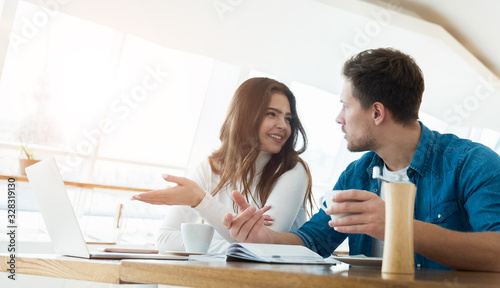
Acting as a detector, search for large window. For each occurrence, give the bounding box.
[0,1,221,247]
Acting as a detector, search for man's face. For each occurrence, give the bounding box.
[335,80,377,152]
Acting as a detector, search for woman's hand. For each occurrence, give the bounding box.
[223,191,273,243]
[261,205,274,226]
[131,174,206,207]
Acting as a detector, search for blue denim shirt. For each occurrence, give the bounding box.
[292,122,500,270]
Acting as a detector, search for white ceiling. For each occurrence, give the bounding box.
[321,0,500,130]
[8,0,500,130]
[354,0,500,129]
[361,0,500,78]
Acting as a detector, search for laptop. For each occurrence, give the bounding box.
[25,157,187,260]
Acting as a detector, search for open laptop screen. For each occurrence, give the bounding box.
[25,157,91,258]
[25,157,188,260]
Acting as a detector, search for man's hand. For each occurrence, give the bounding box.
[222,191,273,243]
[326,189,385,240]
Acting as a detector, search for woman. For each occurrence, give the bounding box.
[132,77,314,253]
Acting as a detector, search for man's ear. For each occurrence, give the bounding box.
[372,102,385,125]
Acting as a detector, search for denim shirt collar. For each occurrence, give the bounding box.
[366,121,432,180]
[409,122,434,178]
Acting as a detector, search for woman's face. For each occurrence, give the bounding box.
[258,93,292,154]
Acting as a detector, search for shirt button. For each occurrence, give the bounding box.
[417,264,421,268]
[437,214,442,219]
[374,188,378,192]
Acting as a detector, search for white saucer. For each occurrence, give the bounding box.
[332,255,383,267]
[161,251,212,257]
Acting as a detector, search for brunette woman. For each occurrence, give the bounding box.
[132,77,314,253]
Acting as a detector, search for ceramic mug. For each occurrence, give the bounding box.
[181,223,214,253]
[318,189,359,220]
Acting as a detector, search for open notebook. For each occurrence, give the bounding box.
[25,157,186,260]
[226,243,339,265]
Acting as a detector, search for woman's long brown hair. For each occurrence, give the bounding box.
[208,77,314,216]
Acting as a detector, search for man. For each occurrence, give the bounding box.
[222,48,500,271]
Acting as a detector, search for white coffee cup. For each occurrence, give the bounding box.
[181,223,214,253]
[318,190,359,220]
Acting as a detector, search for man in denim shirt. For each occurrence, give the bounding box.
[223,48,500,271]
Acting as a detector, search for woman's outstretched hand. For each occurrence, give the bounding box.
[131,174,206,207]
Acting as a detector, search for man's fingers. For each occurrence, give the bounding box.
[329,201,365,215]
[333,189,372,202]
[232,190,251,210]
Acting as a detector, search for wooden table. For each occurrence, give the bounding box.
[2,254,500,287]
[0,254,121,283]
[120,259,500,288]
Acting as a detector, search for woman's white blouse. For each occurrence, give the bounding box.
[156,152,309,253]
